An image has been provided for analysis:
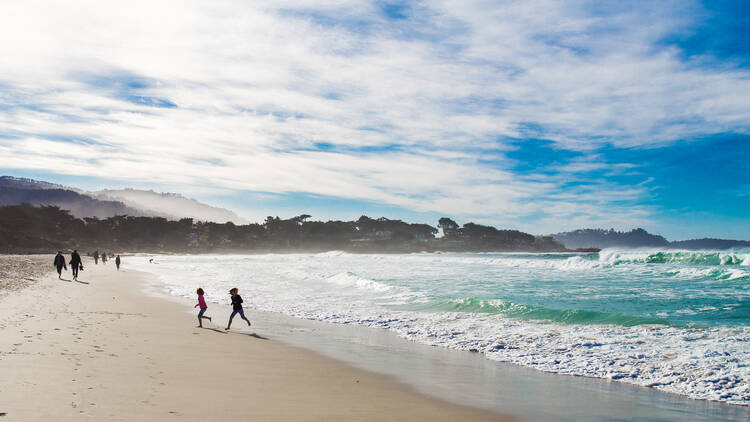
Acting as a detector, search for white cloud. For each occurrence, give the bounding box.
[0,0,747,230]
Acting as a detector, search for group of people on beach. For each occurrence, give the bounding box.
[53,251,251,332]
[93,250,121,270]
[195,287,252,331]
[53,250,121,281]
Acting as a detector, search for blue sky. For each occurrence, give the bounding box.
[0,0,749,240]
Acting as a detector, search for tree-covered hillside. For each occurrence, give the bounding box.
[0,204,568,254]
[552,228,669,249]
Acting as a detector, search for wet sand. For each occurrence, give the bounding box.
[0,258,512,421]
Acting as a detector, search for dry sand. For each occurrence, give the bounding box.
[0,255,50,296]
[0,257,513,421]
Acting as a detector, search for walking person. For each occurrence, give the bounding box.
[195,288,212,327]
[93,250,99,265]
[115,255,121,270]
[69,250,83,281]
[101,253,108,264]
[53,251,67,279]
[225,288,251,330]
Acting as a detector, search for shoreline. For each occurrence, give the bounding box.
[0,259,512,421]
[3,255,750,421]
[136,253,750,421]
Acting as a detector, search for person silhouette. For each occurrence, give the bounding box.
[225,288,251,330]
[69,250,83,281]
[53,251,67,279]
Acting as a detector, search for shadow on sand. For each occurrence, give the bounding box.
[231,332,268,340]
[74,279,90,285]
[201,327,228,334]
[201,326,267,340]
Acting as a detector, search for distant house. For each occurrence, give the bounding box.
[354,230,392,242]
[413,232,432,242]
[350,230,394,249]
[440,239,466,248]
[374,230,392,240]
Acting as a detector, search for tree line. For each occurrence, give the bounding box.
[0,203,570,253]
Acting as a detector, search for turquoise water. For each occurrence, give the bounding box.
[139,249,750,405]
[393,251,750,328]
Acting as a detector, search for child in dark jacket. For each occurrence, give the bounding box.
[225,287,251,330]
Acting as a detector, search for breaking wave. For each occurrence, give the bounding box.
[136,251,750,406]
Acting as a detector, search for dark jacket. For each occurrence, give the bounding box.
[231,294,244,310]
[70,252,82,267]
[54,254,67,269]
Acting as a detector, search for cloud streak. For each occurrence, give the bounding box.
[0,0,748,233]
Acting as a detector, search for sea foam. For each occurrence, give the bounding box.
[136,251,750,406]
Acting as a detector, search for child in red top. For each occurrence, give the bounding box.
[195,288,212,328]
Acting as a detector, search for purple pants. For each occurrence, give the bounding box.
[230,308,246,318]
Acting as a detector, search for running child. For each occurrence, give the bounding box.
[225,287,251,330]
[195,288,212,327]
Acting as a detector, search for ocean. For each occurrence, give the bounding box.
[135,249,750,406]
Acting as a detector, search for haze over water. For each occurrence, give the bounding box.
[139,249,750,406]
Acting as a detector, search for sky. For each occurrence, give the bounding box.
[0,0,749,240]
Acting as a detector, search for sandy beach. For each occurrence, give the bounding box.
[0,257,512,421]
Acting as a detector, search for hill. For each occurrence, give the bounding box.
[0,205,568,254]
[0,176,69,191]
[0,176,143,219]
[552,228,669,249]
[93,189,247,224]
[553,228,749,250]
[0,176,246,223]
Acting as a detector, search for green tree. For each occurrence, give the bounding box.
[438,217,459,238]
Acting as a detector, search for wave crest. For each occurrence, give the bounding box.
[599,250,749,266]
[326,272,394,292]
